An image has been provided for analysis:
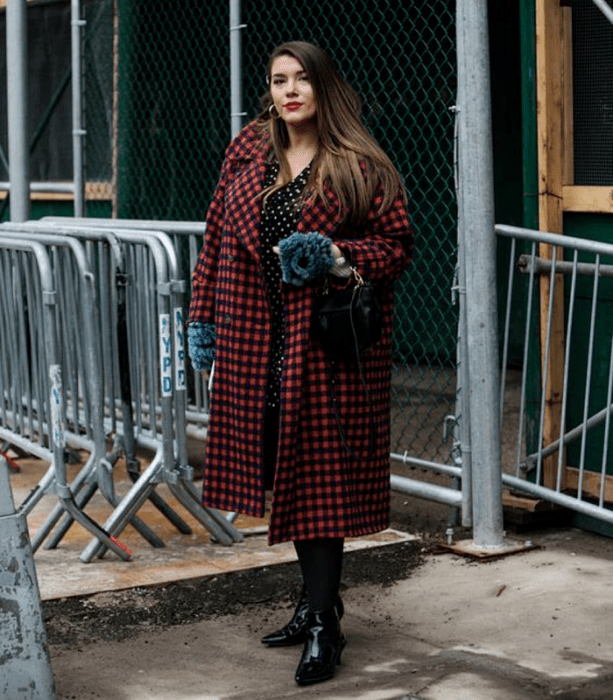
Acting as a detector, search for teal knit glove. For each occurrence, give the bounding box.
[187,322,215,372]
[277,232,336,286]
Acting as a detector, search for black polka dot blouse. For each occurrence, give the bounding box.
[259,160,311,408]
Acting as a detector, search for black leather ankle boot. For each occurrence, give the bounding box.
[261,587,310,647]
[261,589,344,647]
[294,607,346,686]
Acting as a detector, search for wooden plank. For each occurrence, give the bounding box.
[563,186,613,213]
[536,0,566,490]
[566,467,613,504]
[0,0,38,7]
[503,492,553,513]
[537,0,565,227]
[86,181,114,200]
[0,182,112,202]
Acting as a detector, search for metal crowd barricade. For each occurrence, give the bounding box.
[36,220,242,558]
[42,217,211,435]
[497,224,613,526]
[0,224,171,554]
[0,234,132,560]
[1,221,241,562]
[42,218,237,524]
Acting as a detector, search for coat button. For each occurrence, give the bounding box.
[223,314,232,325]
[227,254,234,262]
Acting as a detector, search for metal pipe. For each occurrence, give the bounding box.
[453,103,473,526]
[0,181,75,193]
[456,0,504,547]
[592,0,613,26]
[555,250,579,492]
[534,249,558,486]
[600,335,613,507]
[229,0,246,138]
[42,216,206,236]
[455,263,473,527]
[71,0,86,216]
[503,471,613,525]
[390,452,462,479]
[521,399,613,474]
[497,223,613,257]
[518,254,613,278]
[6,0,30,221]
[390,474,463,508]
[451,91,471,528]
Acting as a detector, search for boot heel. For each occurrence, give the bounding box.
[336,635,346,665]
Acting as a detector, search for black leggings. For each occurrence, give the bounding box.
[294,537,344,613]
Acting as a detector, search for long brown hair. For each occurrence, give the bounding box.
[258,41,407,227]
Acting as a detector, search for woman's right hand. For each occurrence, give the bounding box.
[275,231,335,286]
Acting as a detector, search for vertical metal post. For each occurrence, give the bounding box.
[0,458,57,699]
[6,0,30,222]
[456,0,504,547]
[229,0,246,139]
[72,0,86,216]
[455,257,473,529]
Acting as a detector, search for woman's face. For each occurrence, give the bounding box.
[269,55,317,128]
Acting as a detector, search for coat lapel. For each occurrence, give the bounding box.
[222,124,270,260]
[225,157,267,259]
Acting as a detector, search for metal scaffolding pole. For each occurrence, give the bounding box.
[71,0,85,216]
[6,0,30,222]
[456,0,504,548]
[229,0,246,139]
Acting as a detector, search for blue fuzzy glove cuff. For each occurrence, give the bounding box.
[187,322,216,371]
[277,232,335,286]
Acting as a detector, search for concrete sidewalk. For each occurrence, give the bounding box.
[48,527,613,700]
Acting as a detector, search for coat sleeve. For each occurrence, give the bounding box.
[333,188,414,285]
[188,157,232,325]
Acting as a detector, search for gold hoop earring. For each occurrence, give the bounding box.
[269,104,280,120]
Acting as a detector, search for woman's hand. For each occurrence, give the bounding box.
[273,232,335,286]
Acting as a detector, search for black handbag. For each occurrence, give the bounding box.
[311,268,382,361]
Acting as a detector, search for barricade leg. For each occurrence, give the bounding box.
[167,481,239,545]
[0,457,57,700]
[79,449,166,562]
[171,479,244,543]
[125,457,192,535]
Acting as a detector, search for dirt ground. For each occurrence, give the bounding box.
[42,492,431,650]
[43,538,423,650]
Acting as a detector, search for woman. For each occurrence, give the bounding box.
[188,40,413,686]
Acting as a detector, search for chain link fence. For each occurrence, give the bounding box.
[3,0,458,465]
[94,0,458,464]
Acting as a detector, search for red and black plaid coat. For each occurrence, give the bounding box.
[189,121,413,545]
